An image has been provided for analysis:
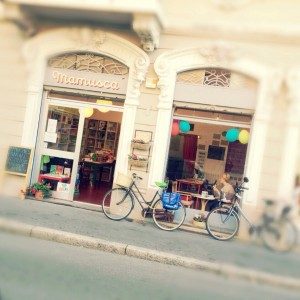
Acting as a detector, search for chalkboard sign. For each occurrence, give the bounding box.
[5,146,32,176]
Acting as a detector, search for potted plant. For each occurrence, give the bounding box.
[128,154,148,167]
[29,182,52,200]
[131,139,150,150]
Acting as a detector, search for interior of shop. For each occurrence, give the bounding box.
[74,109,122,204]
[167,107,252,226]
[37,102,122,204]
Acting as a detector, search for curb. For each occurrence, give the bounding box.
[0,217,299,291]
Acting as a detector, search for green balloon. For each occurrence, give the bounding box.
[226,128,239,142]
[179,120,190,133]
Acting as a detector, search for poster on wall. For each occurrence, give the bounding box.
[196,144,206,169]
[55,182,71,200]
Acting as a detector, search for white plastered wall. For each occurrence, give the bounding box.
[0,22,28,195]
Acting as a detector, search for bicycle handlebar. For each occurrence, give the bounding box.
[132,173,143,180]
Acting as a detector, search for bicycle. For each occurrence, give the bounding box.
[101,173,186,231]
[205,177,298,252]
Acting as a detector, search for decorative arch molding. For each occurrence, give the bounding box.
[150,43,282,205]
[21,26,149,176]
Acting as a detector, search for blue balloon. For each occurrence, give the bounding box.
[226,128,239,142]
[179,120,190,133]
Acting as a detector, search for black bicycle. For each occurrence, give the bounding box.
[102,173,186,231]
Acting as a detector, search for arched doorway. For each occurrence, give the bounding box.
[165,67,255,224]
[32,52,130,203]
[149,45,281,208]
[21,27,149,203]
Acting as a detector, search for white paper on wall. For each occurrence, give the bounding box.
[47,119,58,133]
[44,132,57,143]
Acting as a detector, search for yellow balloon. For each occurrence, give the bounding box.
[238,130,249,144]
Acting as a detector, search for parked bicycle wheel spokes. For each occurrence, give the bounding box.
[152,199,186,231]
[206,207,239,240]
[102,188,134,221]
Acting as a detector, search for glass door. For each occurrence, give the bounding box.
[32,97,85,200]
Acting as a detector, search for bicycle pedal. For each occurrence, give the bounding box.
[142,208,152,218]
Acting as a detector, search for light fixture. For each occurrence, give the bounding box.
[97,99,112,113]
[80,107,94,118]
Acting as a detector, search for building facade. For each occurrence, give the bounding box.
[0,0,300,229]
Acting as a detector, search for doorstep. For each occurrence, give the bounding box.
[26,196,103,212]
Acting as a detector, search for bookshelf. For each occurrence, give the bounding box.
[81,119,120,158]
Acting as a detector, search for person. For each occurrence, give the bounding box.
[205,173,235,212]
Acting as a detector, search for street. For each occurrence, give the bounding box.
[0,232,299,300]
[1,197,299,278]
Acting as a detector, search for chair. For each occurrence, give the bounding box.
[179,193,193,208]
[101,166,113,182]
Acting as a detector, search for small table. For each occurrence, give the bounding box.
[39,173,70,183]
[191,194,216,213]
[176,179,203,194]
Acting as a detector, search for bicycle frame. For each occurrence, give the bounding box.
[123,180,162,210]
[223,195,253,228]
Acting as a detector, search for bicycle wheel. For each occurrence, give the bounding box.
[152,199,186,231]
[206,206,240,241]
[102,188,134,221]
[261,220,298,252]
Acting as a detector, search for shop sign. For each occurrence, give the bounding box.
[44,68,128,94]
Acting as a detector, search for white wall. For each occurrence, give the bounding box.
[0,22,28,195]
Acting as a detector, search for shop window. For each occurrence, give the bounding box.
[45,106,79,153]
[203,69,231,87]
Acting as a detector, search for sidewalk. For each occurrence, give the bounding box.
[0,196,299,281]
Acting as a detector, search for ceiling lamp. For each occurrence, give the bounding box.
[80,107,94,118]
[97,99,113,113]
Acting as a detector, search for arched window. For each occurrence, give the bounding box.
[48,53,129,75]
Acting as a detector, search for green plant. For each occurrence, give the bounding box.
[128,154,147,161]
[132,139,147,144]
[30,182,52,198]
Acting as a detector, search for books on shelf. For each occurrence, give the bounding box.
[81,119,120,158]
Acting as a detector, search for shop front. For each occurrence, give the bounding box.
[163,68,254,226]
[148,46,281,231]
[21,28,149,205]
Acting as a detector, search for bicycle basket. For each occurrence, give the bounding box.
[162,192,181,210]
[115,173,132,187]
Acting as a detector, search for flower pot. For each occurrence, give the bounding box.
[35,191,44,200]
[131,141,150,151]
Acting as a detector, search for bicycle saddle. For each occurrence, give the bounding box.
[155,181,168,189]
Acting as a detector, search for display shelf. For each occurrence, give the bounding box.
[81,119,120,159]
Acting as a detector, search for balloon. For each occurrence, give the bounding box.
[179,120,190,133]
[171,121,180,136]
[226,128,239,142]
[221,131,227,137]
[238,129,250,144]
